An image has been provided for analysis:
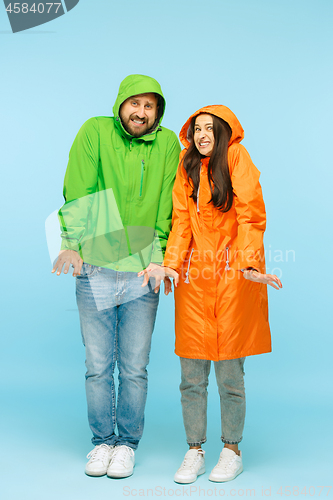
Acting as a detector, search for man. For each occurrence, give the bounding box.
[52,74,180,478]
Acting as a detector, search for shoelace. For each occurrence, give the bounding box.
[86,444,111,463]
[216,454,236,470]
[110,445,133,465]
[179,450,204,471]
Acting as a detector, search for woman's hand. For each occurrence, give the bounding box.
[243,270,282,290]
[162,276,173,296]
[138,263,179,294]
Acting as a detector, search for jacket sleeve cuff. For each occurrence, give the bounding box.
[234,246,261,272]
[150,248,164,265]
[163,235,191,270]
[240,266,259,273]
[60,238,80,253]
[149,235,165,265]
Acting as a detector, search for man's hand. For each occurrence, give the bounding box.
[52,250,83,277]
[163,276,173,295]
[243,270,282,290]
[138,263,179,294]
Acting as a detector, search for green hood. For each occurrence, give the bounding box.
[112,74,165,136]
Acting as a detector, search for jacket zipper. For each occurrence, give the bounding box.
[225,246,230,271]
[197,164,202,212]
[129,140,132,151]
[139,160,145,197]
[184,248,194,284]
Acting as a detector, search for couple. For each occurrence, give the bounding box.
[52,74,282,484]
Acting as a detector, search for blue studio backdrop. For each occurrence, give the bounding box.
[1,1,332,499]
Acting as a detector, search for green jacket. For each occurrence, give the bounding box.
[59,75,181,271]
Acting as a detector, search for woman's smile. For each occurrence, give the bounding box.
[194,114,215,156]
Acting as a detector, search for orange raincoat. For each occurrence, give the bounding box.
[163,106,271,361]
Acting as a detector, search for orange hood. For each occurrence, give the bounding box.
[179,105,244,148]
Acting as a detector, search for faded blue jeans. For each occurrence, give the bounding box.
[76,263,159,450]
[180,357,246,446]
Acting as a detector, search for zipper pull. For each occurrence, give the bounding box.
[225,246,230,271]
[129,140,132,151]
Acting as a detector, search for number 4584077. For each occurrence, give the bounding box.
[6,3,62,14]
[277,486,332,496]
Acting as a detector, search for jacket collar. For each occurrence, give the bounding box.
[114,116,161,143]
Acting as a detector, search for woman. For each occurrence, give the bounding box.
[140,105,282,483]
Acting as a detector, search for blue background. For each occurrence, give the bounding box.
[1,0,332,498]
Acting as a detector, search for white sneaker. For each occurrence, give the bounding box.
[174,449,205,484]
[107,445,135,478]
[209,448,243,482]
[85,444,115,476]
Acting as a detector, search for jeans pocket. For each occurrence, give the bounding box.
[77,262,98,278]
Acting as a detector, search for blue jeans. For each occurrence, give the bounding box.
[180,357,246,446]
[76,263,159,450]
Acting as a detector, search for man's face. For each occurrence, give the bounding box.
[119,93,159,137]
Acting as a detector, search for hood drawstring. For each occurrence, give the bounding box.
[184,248,194,284]
[225,246,230,271]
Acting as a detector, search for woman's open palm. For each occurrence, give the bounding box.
[243,270,282,290]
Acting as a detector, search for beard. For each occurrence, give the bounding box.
[120,113,155,138]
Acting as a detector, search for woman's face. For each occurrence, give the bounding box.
[193,114,215,156]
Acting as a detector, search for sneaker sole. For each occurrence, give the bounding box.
[107,469,134,479]
[174,465,206,484]
[209,465,243,483]
[85,469,107,477]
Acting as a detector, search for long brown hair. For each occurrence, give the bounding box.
[182,113,233,212]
